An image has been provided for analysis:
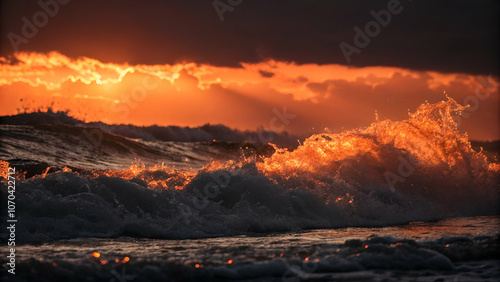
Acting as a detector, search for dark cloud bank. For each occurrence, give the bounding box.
[1,0,498,74]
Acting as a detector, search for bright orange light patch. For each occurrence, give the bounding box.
[0,52,181,90]
[100,259,108,265]
[0,160,9,179]
[96,162,195,190]
[92,252,101,258]
[227,259,233,264]
[62,167,72,172]
[195,263,201,268]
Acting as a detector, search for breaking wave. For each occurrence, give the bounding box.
[0,98,499,243]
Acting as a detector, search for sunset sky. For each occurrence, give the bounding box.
[1,0,498,140]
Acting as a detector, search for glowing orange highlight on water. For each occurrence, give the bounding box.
[0,160,9,179]
[92,252,101,258]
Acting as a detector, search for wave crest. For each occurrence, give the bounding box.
[1,98,498,243]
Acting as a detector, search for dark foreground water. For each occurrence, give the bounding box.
[1,101,499,281]
[1,216,499,281]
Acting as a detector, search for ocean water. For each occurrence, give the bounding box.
[1,98,499,281]
[1,216,499,282]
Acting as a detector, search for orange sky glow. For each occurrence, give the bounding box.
[0,52,498,140]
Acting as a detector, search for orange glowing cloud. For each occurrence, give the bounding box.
[0,52,181,89]
[0,52,498,140]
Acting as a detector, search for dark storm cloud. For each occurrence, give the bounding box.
[258,70,275,78]
[1,0,498,74]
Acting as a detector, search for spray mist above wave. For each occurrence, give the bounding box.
[257,97,498,213]
[1,98,498,242]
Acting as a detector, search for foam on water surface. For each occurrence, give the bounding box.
[3,216,499,281]
[1,98,499,243]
